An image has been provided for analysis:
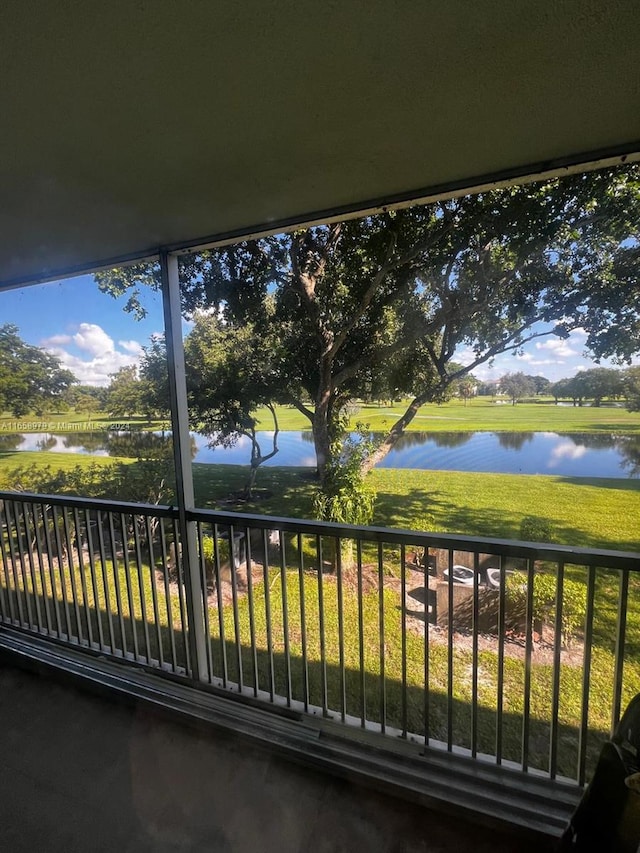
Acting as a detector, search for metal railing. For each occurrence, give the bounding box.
[1,490,638,786]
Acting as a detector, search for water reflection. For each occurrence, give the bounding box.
[0,433,25,452]
[4,429,640,478]
[496,432,534,451]
[396,431,473,449]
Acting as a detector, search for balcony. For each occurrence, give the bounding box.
[2,489,637,844]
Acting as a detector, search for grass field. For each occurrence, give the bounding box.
[1,519,635,782]
[3,398,640,435]
[252,398,640,434]
[1,452,638,551]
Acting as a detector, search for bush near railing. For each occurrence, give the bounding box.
[506,572,587,648]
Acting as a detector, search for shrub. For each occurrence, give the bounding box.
[520,515,553,543]
[506,571,587,647]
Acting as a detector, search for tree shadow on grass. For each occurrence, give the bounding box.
[374,485,640,552]
[0,571,612,785]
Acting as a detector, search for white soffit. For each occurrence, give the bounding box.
[1,0,639,288]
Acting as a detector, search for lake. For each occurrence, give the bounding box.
[3,429,639,478]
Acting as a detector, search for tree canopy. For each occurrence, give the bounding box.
[0,324,75,417]
[97,164,640,483]
[499,372,537,405]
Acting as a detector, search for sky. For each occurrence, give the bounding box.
[0,273,635,387]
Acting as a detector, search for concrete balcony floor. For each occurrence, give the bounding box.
[0,663,557,852]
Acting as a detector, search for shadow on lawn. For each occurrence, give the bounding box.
[374,485,640,552]
[1,576,610,784]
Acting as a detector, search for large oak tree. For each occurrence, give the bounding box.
[0,324,75,417]
[97,165,640,482]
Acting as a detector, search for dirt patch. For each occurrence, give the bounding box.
[165,556,584,667]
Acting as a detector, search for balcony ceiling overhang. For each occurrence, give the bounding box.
[1,1,640,290]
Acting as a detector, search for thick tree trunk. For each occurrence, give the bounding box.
[313,397,331,483]
[360,397,424,475]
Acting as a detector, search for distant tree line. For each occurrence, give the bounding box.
[476,367,640,408]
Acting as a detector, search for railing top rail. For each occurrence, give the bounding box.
[0,490,177,519]
[187,507,640,572]
[1,489,638,571]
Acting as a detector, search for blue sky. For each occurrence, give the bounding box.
[1,275,164,386]
[0,273,632,387]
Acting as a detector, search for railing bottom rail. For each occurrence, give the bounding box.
[0,627,579,840]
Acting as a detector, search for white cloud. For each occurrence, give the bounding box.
[118,339,144,356]
[72,323,115,357]
[42,323,142,387]
[535,339,578,358]
[548,441,588,468]
[42,333,72,346]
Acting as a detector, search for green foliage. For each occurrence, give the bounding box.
[499,372,537,405]
[520,515,554,543]
[200,535,230,579]
[507,572,587,647]
[313,423,376,526]
[107,365,144,418]
[0,324,76,416]
[0,438,175,506]
[99,164,640,481]
[624,366,640,413]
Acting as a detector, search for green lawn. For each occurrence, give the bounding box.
[3,398,639,435]
[1,531,634,781]
[1,453,638,551]
[253,398,640,434]
[190,464,640,552]
[2,407,638,783]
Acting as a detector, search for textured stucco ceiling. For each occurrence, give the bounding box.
[1,0,639,288]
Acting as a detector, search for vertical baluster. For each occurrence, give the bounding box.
[0,500,16,624]
[228,524,244,692]
[118,513,139,660]
[279,530,292,706]
[612,569,629,734]
[317,535,328,716]
[423,545,430,749]
[262,528,274,701]
[297,532,309,711]
[132,513,151,663]
[195,522,213,682]
[578,564,596,786]
[14,501,36,627]
[158,518,178,672]
[71,508,92,645]
[0,500,14,622]
[336,537,346,723]
[549,561,565,779]
[447,549,454,751]
[21,501,43,631]
[106,513,126,655]
[401,543,408,738]
[245,526,259,697]
[43,505,63,635]
[356,538,366,727]
[172,518,191,675]
[51,506,71,638]
[96,511,116,653]
[61,507,82,643]
[6,501,29,626]
[378,541,386,734]
[211,522,227,686]
[31,505,52,633]
[145,515,164,668]
[471,551,480,759]
[84,510,106,650]
[496,555,506,765]
[521,558,535,772]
